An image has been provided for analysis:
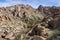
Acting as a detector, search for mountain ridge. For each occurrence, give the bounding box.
[0,4,60,40]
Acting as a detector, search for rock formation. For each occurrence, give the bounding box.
[0,4,60,40]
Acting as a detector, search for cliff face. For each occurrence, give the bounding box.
[0,4,60,40]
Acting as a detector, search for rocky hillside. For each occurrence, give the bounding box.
[0,4,60,40]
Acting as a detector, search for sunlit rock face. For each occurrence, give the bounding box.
[0,4,60,40]
[0,4,45,40]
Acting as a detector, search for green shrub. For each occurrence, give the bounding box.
[48,29,60,40]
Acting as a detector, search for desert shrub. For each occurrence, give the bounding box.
[22,17,35,28]
[47,29,60,40]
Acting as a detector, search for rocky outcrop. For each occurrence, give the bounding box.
[38,5,60,28]
[0,4,45,40]
[0,4,60,40]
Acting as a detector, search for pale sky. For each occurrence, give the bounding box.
[0,0,60,8]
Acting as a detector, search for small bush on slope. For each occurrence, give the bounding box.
[47,29,60,40]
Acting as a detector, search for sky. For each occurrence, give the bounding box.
[0,0,60,8]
